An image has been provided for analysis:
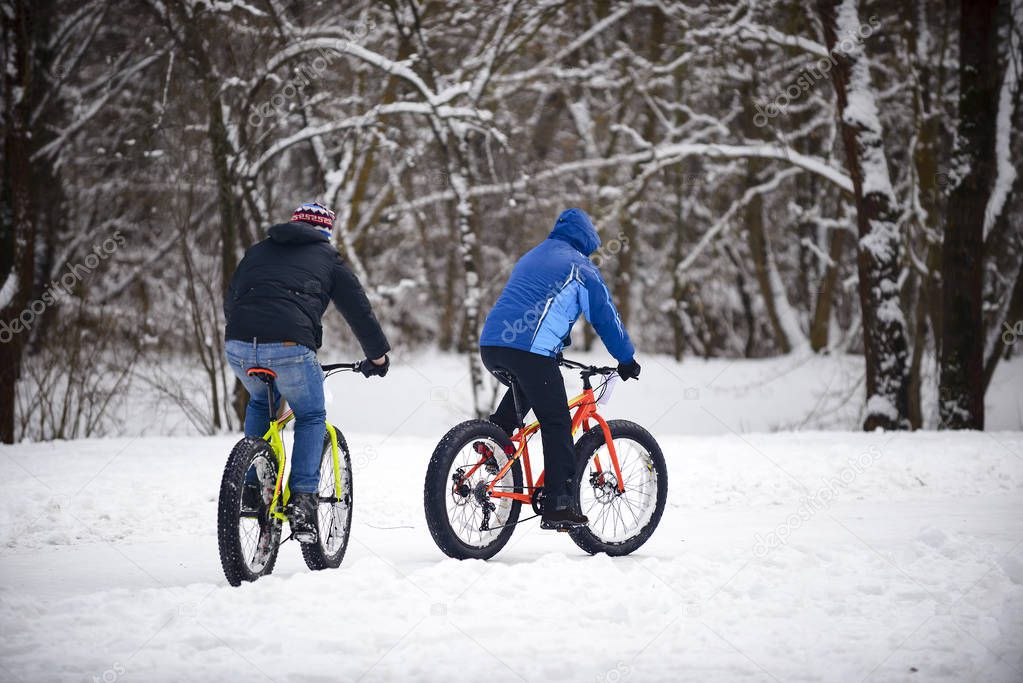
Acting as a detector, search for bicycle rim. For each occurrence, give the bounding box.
[239,454,279,573]
[445,436,516,548]
[316,444,350,556]
[579,438,658,543]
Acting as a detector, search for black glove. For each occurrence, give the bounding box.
[358,355,389,378]
[617,358,641,381]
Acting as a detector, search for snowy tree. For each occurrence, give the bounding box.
[817,0,911,430]
[939,0,1002,429]
[2,0,1021,438]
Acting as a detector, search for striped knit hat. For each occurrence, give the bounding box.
[291,201,335,235]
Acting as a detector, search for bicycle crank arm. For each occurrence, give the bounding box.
[318,495,346,504]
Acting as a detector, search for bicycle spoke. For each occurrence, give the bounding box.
[234,453,279,573]
[444,437,516,548]
[580,437,658,544]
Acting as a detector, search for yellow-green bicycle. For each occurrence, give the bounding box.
[217,362,357,586]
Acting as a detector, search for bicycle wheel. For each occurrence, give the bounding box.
[218,437,283,586]
[301,426,353,570]
[424,420,523,560]
[569,420,668,556]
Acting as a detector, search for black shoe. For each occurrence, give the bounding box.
[241,481,264,513]
[288,492,319,544]
[541,508,589,531]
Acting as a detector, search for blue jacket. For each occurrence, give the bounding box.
[479,208,634,363]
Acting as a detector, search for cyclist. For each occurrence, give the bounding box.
[224,201,390,543]
[479,207,640,530]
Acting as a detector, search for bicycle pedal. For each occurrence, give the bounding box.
[293,530,317,544]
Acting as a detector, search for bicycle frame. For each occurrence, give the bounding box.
[260,397,342,524]
[461,383,625,505]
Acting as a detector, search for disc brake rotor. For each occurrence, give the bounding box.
[589,470,620,504]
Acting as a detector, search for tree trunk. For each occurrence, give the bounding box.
[741,71,792,354]
[0,0,47,443]
[809,229,846,352]
[939,0,999,429]
[612,8,663,330]
[163,0,247,427]
[983,258,1023,391]
[670,169,688,360]
[725,244,757,357]
[818,0,911,430]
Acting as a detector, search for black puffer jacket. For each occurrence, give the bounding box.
[224,221,390,358]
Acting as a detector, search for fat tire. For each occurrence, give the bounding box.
[301,426,354,570]
[424,420,522,560]
[217,437,282,586]
[569,420,668,556]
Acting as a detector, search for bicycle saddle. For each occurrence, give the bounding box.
[246,367,277,384]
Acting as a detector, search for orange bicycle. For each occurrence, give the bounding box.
[424,356,667,559]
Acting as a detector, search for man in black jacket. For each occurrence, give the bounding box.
[224,201,389,543]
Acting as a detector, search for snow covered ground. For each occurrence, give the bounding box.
[2,425,1022,681]
[3,353,1022,680]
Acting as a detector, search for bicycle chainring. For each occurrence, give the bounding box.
[530,486,546,515]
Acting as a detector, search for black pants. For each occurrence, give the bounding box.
[480,345,576,510]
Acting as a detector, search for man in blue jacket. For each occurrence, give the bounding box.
[479,208,640,530]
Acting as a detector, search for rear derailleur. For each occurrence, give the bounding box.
[452,466,497,531]
[474,481,497,531]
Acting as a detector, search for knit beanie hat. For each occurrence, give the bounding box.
[291,201,335,235]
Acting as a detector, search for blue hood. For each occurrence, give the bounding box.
[548,208,600,256]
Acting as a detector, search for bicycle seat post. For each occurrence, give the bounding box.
[245,367,279,421]
[510,381,526,430]
[494,369,526,430]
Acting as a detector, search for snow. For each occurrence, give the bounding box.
[983,0,1022,238]
[206,1,266,17]
[25,350,1023,441]
[865,394,899,424]
[2,427,1022,681]
[244,103,482,178]
[766,245,807,349]
[0,272,18,310]
[266,38,470,109]
[735,23,830,59]
[400,142,852,215]
[4,351,1022,679]
[833,0,896,202]
[676,167,803,276]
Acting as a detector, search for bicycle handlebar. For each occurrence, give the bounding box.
[557,356,617,376]
[321,362,359,373]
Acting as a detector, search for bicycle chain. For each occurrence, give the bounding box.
[483,512,540,531]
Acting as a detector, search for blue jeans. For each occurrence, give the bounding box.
[225,340,326,493]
